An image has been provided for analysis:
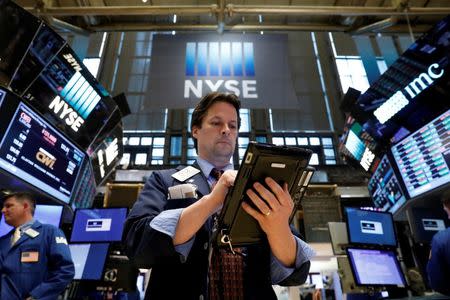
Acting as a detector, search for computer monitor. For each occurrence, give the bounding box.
[391,109,450,199]
[0,204,63,237]
[347,248,406,287]
[345,207,397,247]
[69,243,109,280]
[70,208,128,243]
[368,154,407,213]
[407,207,450,243]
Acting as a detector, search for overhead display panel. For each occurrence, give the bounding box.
[23,45,117,149]
[0,101,85,203]
[0,0,41,87]
[9,23,66,95]
[354,15,450,145]
[368,154,407,213]
[392,109,450,198]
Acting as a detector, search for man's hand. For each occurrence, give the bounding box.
[209,170,237,211]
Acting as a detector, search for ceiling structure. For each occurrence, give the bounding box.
[15,0,450,35]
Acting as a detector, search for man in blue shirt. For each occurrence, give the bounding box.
[0,192,74,300]
[124,92,314,299]
[427,190,450,296]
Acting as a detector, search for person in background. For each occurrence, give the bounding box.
[123,92,314,299]
[427,189,450,296]
[0,192,74,300]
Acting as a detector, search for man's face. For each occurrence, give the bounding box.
[1,197,27,227]
[443,204,450,219]
[192,101,238,165]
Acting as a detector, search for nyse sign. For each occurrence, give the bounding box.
[184,80,257,98]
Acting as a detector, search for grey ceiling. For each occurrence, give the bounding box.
[15,0,450,34]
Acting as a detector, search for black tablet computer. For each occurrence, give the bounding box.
[215,142,314,250]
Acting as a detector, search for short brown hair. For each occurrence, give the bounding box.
[190,92,241,152]
[3,192,36,216]
[442,189,450,208]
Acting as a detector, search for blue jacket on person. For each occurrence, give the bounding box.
[427,227,450,296]
[0,220,74,300]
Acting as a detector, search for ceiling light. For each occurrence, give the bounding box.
[142,0,148,2]
[173,14,177,24]
[258,14,263,23]
[260,31,264,35]
[172,30,176,35]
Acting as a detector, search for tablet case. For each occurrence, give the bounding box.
[214,142,314,251]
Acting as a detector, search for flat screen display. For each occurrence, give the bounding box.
[368,154,407,213]
[0,102,85,203]
[354,15,450,145]
[10,23,66,95]
[345,207,397,247]
[70,208,128,243]
[407,207,450,243]
[69,243,109,280]
[23,45,117,150]
[0,0,41,87]
[0,204,63,237]
[347,248,406,286]
[391,109,450,198]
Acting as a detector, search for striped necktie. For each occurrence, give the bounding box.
[11,227,21,245]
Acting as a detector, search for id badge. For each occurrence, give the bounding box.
[21,251,39,263]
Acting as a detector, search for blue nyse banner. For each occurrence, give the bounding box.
[147,33,298,108]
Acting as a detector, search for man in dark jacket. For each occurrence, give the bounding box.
[123,92,314,299]
[0,192,74,300]
[427,190,450,296]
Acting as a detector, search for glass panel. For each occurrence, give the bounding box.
[187,148,197,157]
[309,137,321,146]
[309,153,319,165]
[152,148,164,157]
[325,159,337,165]
[335,59,350,76]
[297,137,308,145]
[82,58,101,78]
[285,137,297,145]
[135,153,147,165]
[120,153,130,165]
[153,137,165,146]
[255,136,267,143]
[141,137,152,146]
[322,137,333,146]
[187,159,196,165]
[170,136,182,156]
[272,137,284,145]
[187,109,194,132]
[122,137,128,146]
[170,160,181,165]
[324,149,335,158]
[151,160,163,165]
[128,137,140,146]
[239,109,250,132]
[188,137,194,146]
[348,59,366,76]
[238,137,249,145]
[377,59,388,75]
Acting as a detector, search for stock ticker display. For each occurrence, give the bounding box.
[368,155,407,213]
[0,102,85,203]
[392,109,450,198]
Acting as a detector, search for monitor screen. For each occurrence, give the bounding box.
[9,23,66,95]
[70,208,128,243]
[347,248,406,286]
[0,204,63,237]
[368,154,407,213]
[391,109,450,198]
[0,0,41,87]
[23,45,117,150]
[0,102,85,203]
[345,207,397,247]
[69,243,109,280]
[407,207,450,243]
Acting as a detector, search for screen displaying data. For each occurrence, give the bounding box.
[345,207,397,247]
[0,204,63,237]
[0,102,85,203]
[347,248,406,286]
[69,243,109,280]
[392,109,450,198]
[70,208,128,243]
[368,155,407,213]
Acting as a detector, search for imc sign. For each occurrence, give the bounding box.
[148,33,298,108]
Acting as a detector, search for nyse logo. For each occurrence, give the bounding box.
[86,218,112,232]
[48,72,101,132]
[62,53,82,72]
[36,148,56,170]
[184,42,258,98]
[360,220,383,235]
